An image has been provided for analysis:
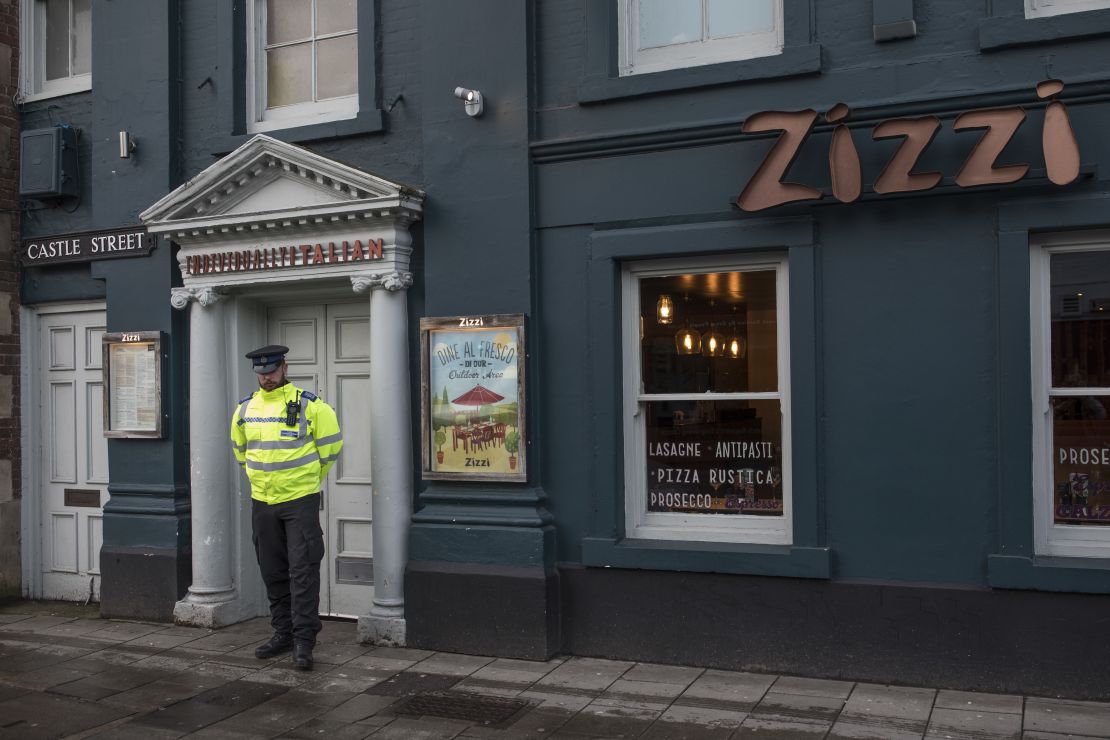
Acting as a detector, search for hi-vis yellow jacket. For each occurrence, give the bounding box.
[230,383,343,505]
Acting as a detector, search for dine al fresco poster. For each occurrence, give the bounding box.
[421,315,526,480]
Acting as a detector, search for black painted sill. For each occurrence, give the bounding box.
[979,10,1110,51]
[578,43,822,104]
[581,536,830,579]
[988,553,1110,594]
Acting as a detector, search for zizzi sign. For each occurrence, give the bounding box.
[20,226,155,266]
[737,80,1081,212]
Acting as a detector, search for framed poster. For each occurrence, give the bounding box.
[420,314,526,481]
[102,331,164,438]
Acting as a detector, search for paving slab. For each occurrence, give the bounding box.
[127,678,287,735]
[925,706,1022,740]
[365,715,472,739]
[736,715,832,738]
[518,688,597,713]
[535,657,633,693]
[410,653,496,677]
[602,677,690,701]
[0,615,73,633]
[459,706,573,738]
[559,700,660,738]
[842,682,936,722]
[453,677,529,698]
[621,663,704,687]
[366,670,461,697]
[275,717,378,739]
[83,621,166,642]
[84,720,186,739]
[751,690,847,723]
[676,670,775,711]
[657,703,749,730]
[0,683,30,703]
[8,662,101,690]
[935,689,1025,715]
[319,692,398,723]
[828,717,927,740]
[0,690,132,739]
[368,646,436,662]
[98,677,219,712]
[0,614,32,625]
[308,642,371,666]
[346,652,420,673]
[198,692,332,738]
[122,631,207,650]
[1025,697,1110,737]
[770,675,856,699]
[1022,732,1110,739]
[470,657,564,684]
[639,720,734,739]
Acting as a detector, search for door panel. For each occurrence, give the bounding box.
[38,307,107,602]
[267,301,373,617]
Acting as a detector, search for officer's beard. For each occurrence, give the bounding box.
[258,374,289,392]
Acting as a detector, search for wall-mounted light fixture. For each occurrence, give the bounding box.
[453,87,484,117]
[119,131,137,159]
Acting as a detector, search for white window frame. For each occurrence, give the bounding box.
[246,0,358,134]
[1025,0,1110,18]
[1031,231,1110,558]
[19,0,92,102]
[622,254,792,545]
[617,0,784,77]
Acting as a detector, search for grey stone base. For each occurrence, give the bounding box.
[100,546,190,621]
[173,594,243,629]
[358,614,406,646]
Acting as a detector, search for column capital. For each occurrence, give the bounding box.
[171,286,228,310]
[351,271,414,294]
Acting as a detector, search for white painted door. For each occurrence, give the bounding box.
[267,302,373,617]
[38,306,108,602]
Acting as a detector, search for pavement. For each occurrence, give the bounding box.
[0,607,1109,739]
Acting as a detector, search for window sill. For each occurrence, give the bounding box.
[216,108,385,153]
[988,553,1110,593]
[582,536,829,578]
[978,9,1110,51]
[578,43,821,104]
[20,76,93,103]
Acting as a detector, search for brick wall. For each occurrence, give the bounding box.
[0,0,21,598]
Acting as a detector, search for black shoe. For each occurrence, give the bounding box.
[254,633,293,659]
[293,640,314,671]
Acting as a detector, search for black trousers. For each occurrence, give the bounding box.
[251,493,324,645]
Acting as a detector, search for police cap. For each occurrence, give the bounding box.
[245,345,288,374]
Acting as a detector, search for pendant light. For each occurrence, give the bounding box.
[703,324,726,357]
[675,325,701,355]
[656,294,674,325]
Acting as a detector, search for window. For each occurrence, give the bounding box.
[247,0,358,133]
[1025,0,1110,18]
[1032,241,1110,557]
[623,255,791,544]
[618,0,783,76]
[21,0,91,100]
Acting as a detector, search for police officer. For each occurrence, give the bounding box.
[230,345,343,670]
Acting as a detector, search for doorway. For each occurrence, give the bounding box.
[266,302,373,617]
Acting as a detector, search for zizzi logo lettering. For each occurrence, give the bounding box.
[737,79,1081,211]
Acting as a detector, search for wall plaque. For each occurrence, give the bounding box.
[102,331,164,439]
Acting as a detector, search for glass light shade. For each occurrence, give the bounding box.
[703,329,726,357]
[675,327,701,355]
[656,294,674,325]
[728,334,747,359]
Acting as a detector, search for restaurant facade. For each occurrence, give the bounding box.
[15,0,1110,697]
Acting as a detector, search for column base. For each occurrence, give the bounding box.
[358,614,407,646]
[173,593,242,629]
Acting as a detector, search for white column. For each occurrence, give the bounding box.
[171,286,239,627]
[352,271,413,646]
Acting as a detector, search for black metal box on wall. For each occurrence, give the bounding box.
[20,126,79,199]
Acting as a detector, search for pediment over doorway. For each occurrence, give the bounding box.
[140,134,424,240]
[140,135,424,289]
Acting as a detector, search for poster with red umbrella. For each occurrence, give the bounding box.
[420,314,526,480]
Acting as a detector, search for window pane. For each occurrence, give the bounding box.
[316,35,357,100]
[267,0,311,45]
[1050,251,1110,388]
[44,0,70,81]
[1051,397,1110,525]
[71,0,91,75]
[316,0,357,36]
[639,270,777,394]
[266,44,312,108]
[707,0,775,38]
[638,0,701,49]
[645,399,783,516]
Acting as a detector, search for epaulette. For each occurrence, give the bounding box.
[238,393,254,404]
[301,391,318,402]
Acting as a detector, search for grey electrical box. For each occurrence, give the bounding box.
[20,126,79,199]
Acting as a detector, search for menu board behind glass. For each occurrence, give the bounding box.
[103,332,163,438]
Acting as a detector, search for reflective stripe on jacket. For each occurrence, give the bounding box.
[230,383,344,505]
